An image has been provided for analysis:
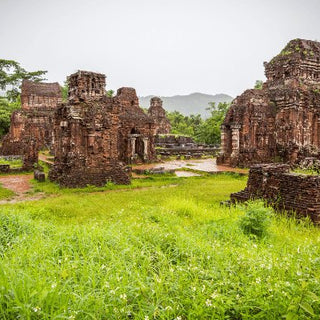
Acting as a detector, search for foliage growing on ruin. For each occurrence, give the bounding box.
[254,80,263,90]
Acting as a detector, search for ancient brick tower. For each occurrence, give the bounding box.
[147,97,171,134]
[218,39,320,167]
[0,80,62,169]
[1,80,62,156]
[49,71,131,187]
[116,88,156,164]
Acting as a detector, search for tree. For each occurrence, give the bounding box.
[0,97,20,137]
[0,59,47,102]
[0,59,47,138]
[166,110,203,137]
[195,102,230,145]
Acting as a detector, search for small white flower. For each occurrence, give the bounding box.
[175,317,182,320]
[256,277,261,284]
[32,306,41,312]
[51,283,57,289]
[120,293,127,300]
[205,299,212,307]
[144,316,149,320]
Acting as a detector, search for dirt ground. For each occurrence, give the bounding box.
[0,174,45,204]
[133,158,248,174]
[0,158,246,203]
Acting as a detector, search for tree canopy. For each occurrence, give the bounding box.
[0,59,47,138]
[166,101,230,145]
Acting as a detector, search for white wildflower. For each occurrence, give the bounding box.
[32,306,41,312]
[205,299,212,307]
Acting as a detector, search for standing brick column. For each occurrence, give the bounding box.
[231,124,241,157]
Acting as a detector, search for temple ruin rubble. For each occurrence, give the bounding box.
[231,164,320,223]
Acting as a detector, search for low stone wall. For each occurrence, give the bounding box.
[231,164,320,223]
[0,165,10,173]
[157,147,219,157]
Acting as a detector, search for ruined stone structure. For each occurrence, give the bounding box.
[231,164,320,223]
[155,134,218,157]
[148,97,171,134]
[117,88,156,164]
[49,71,156,187]
[218,39,320,167]
[0,80,62,166]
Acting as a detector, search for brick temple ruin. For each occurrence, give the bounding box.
[231,164,320,223]
[218,39,320,167]
[147,97,171,134]
[48,70,156,187]
[0,80,62,169]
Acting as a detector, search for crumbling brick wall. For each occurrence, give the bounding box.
[1,80,62,156]
[117,87,156,164]
[218,39,320,167]
[231,164,320,223]
[148,97,171,134]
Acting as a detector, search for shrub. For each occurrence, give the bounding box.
[239,201,273,238]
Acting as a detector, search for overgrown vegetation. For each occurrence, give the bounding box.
[0,157,23,168]
[239,201,272,239]
[0,174,320,319]
[0,183,15,200]
[254,80,263,90]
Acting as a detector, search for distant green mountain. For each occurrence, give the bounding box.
[139,92,233,118]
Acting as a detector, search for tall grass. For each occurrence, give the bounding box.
[0,184,15,200]
[0,174,320,319]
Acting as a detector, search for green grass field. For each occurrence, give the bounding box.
[1,173,320,319]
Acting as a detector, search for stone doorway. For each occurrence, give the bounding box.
[128,128,149,163]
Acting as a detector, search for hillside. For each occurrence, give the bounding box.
[139,92,233,118]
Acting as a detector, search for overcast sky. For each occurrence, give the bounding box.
[1,0,320,98]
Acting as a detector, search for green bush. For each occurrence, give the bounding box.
[239,201,272,238]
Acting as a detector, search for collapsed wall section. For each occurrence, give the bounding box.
[231,164,320,223]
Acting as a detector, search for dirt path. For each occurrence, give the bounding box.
[133,158,248,174]
[0,174,33,193]
[0,174,45,204]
